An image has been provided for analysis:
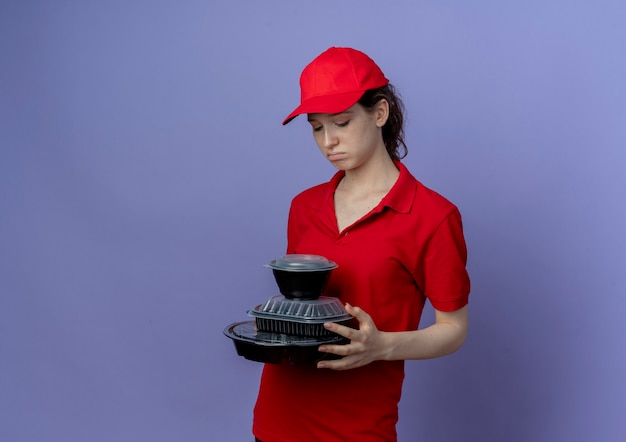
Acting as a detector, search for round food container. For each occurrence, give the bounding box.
[265,254,338,300]
[249,295,352,337]
[223,321,348,364]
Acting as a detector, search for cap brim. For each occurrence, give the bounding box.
[282,90,366,125]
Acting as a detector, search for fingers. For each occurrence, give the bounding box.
[344,303,371,324]
[322,321,355,339]
[315,304,381,370]
[317,357,355,371]
[317,341,362,370]
[320,303,372,339]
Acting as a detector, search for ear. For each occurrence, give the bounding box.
[374,99,390,128]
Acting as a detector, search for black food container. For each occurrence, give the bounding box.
[265,254,338,300]
[224,254,351,365]
[249,295,352,337]
[224,321,348,364]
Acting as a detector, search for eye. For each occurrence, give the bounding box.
[336,120,350,128]
[311,125,323,132]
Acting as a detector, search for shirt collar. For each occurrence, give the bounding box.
[380,161,416,213]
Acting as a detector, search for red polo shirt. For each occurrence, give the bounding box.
[253,161,470,442]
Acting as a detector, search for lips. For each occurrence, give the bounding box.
[327,152,346,161]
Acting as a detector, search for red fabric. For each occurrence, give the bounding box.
[282,47,389,125]
[253,162,470,441]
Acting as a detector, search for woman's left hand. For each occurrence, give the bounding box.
[316,303,388,370]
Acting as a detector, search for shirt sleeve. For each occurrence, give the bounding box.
[421,208,471,312]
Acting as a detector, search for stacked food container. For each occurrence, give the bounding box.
[223,254,352,365]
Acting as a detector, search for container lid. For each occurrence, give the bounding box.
[249,295,351,324]
[266,254,338,272]
[224,321,347,346]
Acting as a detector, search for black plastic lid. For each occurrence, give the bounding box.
[266,254,338,272]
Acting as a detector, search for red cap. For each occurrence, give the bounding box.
[282,47,389,125]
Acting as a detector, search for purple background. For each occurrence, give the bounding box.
[2,1,625,441]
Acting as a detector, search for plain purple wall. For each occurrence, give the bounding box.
[1,1,625,441]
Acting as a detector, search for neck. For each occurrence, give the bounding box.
[340,153,399,194]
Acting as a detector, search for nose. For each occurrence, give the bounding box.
[321,127,339,150]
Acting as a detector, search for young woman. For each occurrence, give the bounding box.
[253,47,471,442]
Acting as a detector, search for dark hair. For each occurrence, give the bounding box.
[358,84,407,161]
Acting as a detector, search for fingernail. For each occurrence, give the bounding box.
[317,362,326,369]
